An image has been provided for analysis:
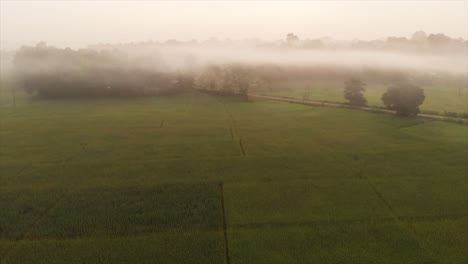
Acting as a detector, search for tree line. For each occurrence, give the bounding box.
[193,64,267,100]
[13,43,193,98]
[12,43,460,118]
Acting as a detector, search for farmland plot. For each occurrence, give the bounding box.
[1,92,467,263]
[1,184,226,263]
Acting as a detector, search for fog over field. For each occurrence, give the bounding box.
[1,2,468,264]
[0,0,467,101]
[139,45,467,74]
[1,42,467,78]
[1,1,467,48]
[1,1,467,76]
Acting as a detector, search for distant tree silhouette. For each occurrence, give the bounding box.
[344,77,367,106]
[411,31,427,43]
[382,84,425,116]
[427,33,451,46]
[195,65,250,100]
[286,33,300,45]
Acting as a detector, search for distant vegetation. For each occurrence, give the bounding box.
[88,30,467,55]
[342,77,428,116]
[13,43,193,98]
[344,78,367,106]
[7,41,466,119]
[382,84,425,116]
[194,65,253,100]
[277,31,467,54]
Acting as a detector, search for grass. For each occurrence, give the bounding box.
[230,223,433,263]
[27,184,222,239]
[3,232,225,264]
[258,80,468,114]
[0,88,467,263]
[0,190,67,240]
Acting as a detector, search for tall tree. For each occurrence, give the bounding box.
[344,77,367,106]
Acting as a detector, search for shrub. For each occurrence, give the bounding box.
[382,84,425,116]
[344,77,367,106]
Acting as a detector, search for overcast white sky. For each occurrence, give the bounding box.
[1,0,467,50]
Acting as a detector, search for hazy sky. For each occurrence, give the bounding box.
[1,0,467,50]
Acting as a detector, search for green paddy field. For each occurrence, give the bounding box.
[0,89,467,263]
[259,81,468,115]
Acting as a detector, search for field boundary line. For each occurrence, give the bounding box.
[219,182,230,264]
[4,226,225,242]
[250,94,468,125]
[216,97,247,156]
[229,124,234,140]
[360,174,438,261]
[0,229,225,244]
[220,100,238,138]
[239,139,246,156]
[232,212,468,229]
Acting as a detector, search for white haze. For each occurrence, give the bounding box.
[138,46,468,75]
[1,1,467,75]
[1,1,467,50]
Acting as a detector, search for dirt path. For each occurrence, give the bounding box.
[249,94,468,124]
